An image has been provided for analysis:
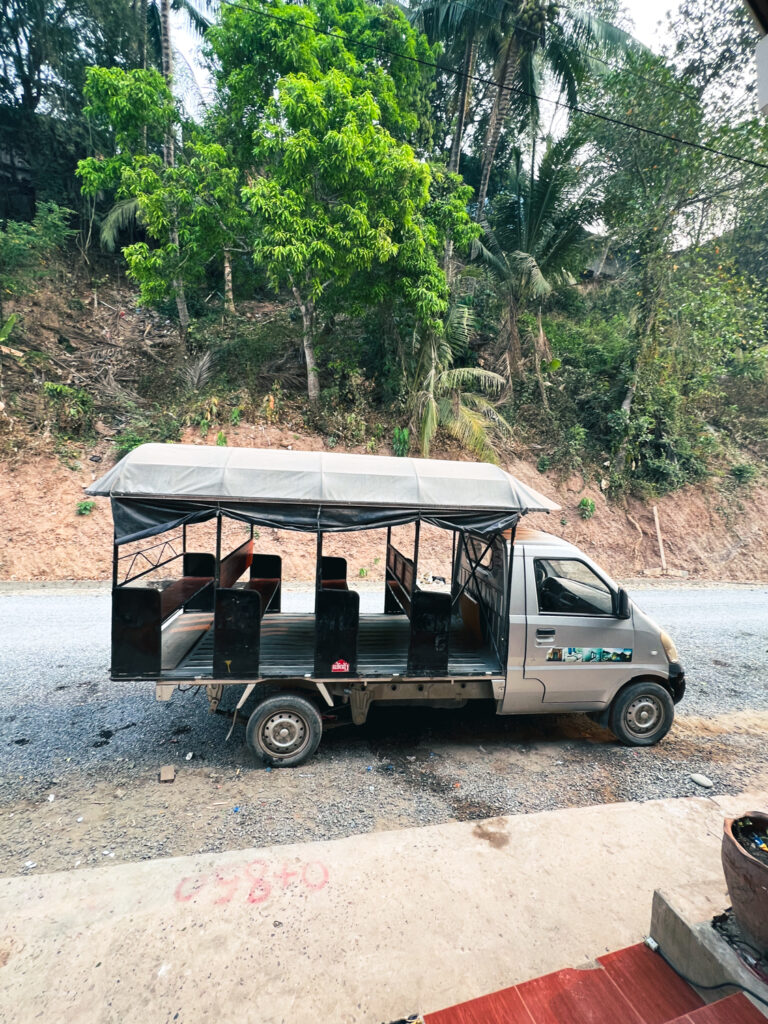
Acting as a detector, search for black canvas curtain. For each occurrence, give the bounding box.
[112,497,523,546]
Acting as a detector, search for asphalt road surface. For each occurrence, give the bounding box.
[1,583,766,874]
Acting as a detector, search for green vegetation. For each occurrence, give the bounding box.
[42,382,94,437]
[578,498,596,521]
[392,427,410,458]
[0,0,765,499]
[76,499,95,516]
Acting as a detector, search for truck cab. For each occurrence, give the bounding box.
[499,528,684,744]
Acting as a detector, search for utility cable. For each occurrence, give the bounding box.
[215,0,768,171]
[645,938,768,1011]
[413,0,701,102]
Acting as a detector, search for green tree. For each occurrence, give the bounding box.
[0,0,148,214]
[474,130,598,401]
[205,0,437,171]
[243,70,448,404]
[78,67,245,333]
[0,201,72,320]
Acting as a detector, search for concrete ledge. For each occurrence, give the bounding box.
[651,881,768,1017]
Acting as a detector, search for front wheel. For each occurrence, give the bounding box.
[245,692,322,767]
[609,681,674,746]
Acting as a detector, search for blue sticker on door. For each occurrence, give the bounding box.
[546,647,632,663]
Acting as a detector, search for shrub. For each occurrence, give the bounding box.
[731,462,757,486]
[393,426,410,457]
[113,414,180,458]
[536,455,551,473]
[76,499,95,515]
[578,497,595,520]
[216,430,227,446]
[43,382,94,437]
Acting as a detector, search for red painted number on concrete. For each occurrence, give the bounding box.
[173,859,329,905]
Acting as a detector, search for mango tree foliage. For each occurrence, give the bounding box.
[243,70,452,404]
[205,0,436,169]
[78,67,245,324]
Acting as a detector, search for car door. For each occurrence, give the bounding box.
[523,554,634,703]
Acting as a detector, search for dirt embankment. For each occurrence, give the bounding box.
[1,419,767,583]
[1,261,766,583]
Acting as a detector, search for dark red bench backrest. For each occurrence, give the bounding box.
[219,539,254,589]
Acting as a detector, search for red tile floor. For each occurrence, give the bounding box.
[424,943,766,1024]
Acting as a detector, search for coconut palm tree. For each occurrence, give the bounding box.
[473,130,599,402]
[411,0,636,212]
[475,1,636,212]
[412,303,510,460]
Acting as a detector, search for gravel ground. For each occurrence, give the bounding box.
[1,583,767,876]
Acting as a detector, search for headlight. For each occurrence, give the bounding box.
[660,630,678,663]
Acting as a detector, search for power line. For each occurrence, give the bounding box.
[417,0,701,103]
[215,0,768,172]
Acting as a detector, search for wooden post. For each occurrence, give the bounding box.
[652,505,667,574]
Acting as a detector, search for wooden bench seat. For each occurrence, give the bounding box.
[320,556,349,591]
[384,541,452,675]
[243,576,280,613]
[159,576,213,621]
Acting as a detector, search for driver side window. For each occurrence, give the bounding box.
[535,558,614,616]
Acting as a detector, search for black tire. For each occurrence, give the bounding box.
[245,692,322,767]
[609,681,675,746]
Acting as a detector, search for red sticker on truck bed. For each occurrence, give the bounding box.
[331,659,350,673]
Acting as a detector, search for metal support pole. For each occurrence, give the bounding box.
[214,513,222,588]
[450,529,457,596]
[182,523,187,554]
[412,520,421,592]
[501,523,517,664]
[315,531,323,591]
[112,540,119,589]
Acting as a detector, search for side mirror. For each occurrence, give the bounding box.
[615,587,631,620]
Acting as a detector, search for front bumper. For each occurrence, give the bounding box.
[668,661,686,703]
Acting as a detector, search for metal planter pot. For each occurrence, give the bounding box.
[722,811,768,953]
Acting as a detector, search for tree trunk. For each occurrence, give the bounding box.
[223,250,235,313]
[476,39,519,214]
[442,37,477,285]
[292,286,319,404]
[160,0,174,166]
[534,308,551,411]
[159,0,189,344]
[448,36,476,174]
[141,0,148,152]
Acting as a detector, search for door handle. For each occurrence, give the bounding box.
[536,628,556,638]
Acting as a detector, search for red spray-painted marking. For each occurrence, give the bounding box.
[174,858,329,906]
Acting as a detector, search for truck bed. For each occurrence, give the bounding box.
[162,612,501,680]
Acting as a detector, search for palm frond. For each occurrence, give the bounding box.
[436,366,505,394]
[468,231,512,280]
[445,303,478,354]
[100,198,141,252]
[437,399,499,463]
[170,0,214,36]
[417,391,439,457]
[507,250,552,299]
[179,350,216,391]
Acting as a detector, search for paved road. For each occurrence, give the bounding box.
[1,584,766,873]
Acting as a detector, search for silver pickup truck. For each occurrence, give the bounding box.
[89,444,684,766]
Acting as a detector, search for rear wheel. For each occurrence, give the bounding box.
[245,693,322,767]
[609,681,674,746]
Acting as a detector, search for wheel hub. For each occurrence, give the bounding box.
[260,711,307,756]
[624,695,662,735]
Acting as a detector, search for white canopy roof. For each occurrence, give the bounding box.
[89,443,560,513]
